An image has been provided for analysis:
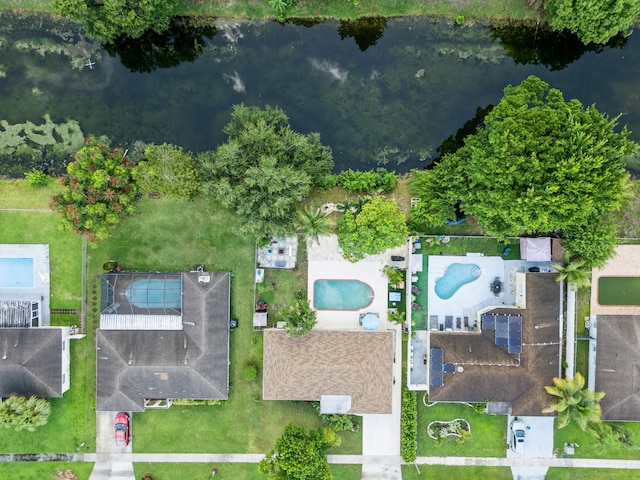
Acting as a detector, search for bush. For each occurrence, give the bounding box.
[337,168,398,194]
[171,399,225,406]
[24,168,49,186]
[382,265,404,285]
[244,365,258,382]
[401,387,417,462]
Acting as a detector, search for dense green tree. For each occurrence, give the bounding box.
[283,300,317,337]
[0,396,51,432]
[133,143,200,200]
[199,104,333,240]
[258,422,337,479]
[337,196,408,262]
[548,0,640,45]
[52,0,179,42]
[296,207,333,245]
[410,76,636,265]
[542,372,605,431]
[51,137,138,244]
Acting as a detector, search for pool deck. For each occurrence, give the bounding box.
[590,244,640,316]
[307,235,407,331]
[0,244,51,326]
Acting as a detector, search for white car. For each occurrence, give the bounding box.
[510,419,526,453]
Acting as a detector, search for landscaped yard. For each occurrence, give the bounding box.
[554,420,640,460]
[417,397,507,457]
[134,462,362,479]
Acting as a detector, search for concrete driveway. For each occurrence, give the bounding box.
[506,415,555,480]
[90,411,135,480]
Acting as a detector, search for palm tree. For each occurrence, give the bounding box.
[296,207,333,245]
[0,396,51,432]
[542,372,605,430]
[336,199,356,213]
[551,256,592,289]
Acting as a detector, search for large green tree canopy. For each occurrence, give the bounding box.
[338,195,408,262]
[199,104,333,240]
[410,76,636,267]
[549,0,640,45]
[52,137,139,243]
[52,0,179,42]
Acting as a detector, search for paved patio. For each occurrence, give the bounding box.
[307,235,409,331]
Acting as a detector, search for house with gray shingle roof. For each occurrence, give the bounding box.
[262,329,394,414]
[0,244,70,398]
[96,271,230,412]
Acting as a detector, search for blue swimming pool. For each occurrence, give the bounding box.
[314,279,374,310]
[435,263,480,300]
[125,278,182,309]
[0,257,34,288]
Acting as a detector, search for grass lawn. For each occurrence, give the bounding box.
[417,398,507,457]
[0,211,82,309]
[0,179,61,209]
[554,421,640,460]
[0,462,94,480]
[86,196,361,455]
[402,465,513,479]
[546,468,640,480]
[134,462,361,479]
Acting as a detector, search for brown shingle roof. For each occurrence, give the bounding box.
[595,315,640,421]
[262,329,393,414]
[429,273,561,416]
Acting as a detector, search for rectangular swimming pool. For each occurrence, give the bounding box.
[0,257,34,288]
[598,277,640,306]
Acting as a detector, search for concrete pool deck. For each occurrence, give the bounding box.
[590,244,640,316]
[0,244,50,325]
[307,235,407,331]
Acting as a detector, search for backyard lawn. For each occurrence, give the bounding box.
[546,468,640,480]
[417,397,507,457]
[554,420,640,460]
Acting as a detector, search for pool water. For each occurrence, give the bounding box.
[435,263,481,300]
[598,277,640,306]
[125,278,182,309]
[0,258,34,288]
[314,279,374,310]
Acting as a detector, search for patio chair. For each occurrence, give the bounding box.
[411,302,422,311]
[411,285,421,296]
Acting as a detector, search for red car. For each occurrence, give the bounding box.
[114,412,130,447]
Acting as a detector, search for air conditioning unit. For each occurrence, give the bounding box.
[198,275,210,284]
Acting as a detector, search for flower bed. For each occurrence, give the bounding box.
[427,418,471,439]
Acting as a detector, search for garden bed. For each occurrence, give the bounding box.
[427,418,471,440]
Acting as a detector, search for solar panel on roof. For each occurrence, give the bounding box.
[431,348,443,359]
[482,314,495,331]
[496,337,508,346]
[430,376,444,387]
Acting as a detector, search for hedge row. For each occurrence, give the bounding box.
[401,387,417,462]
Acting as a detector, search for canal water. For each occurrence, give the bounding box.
[1,12,639,175]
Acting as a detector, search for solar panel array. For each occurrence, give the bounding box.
[430,348,443,387]
[481,313,522,354]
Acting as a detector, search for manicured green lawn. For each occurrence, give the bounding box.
[0,462,94,480]
[554,421,640,460]
[417,398,507,457]
[546,468,640,480]
[0,179,61,209]
[134,462,361,479]
[0,211,82,309]
[402,465,512,479]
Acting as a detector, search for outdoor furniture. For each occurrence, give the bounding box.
[430,315,439,330]
[411,285,421,296]
[491,277,503,296]
[502,247,511,257]
[411,302,422,311]
[445,316,453,331]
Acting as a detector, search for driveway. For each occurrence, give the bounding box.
[506,415,555,480]
[361,324,403,479]
[89,411,135,480]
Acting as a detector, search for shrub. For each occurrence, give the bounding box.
[24,168,49,186]
[382,265,404,286]
[171,399,225,406]
[244,365,258,382]
[401,387,417,462]
[337,168,398,194]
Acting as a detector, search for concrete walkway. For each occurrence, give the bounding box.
[75,453,640,470]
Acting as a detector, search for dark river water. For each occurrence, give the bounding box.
[1,12,639,174]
